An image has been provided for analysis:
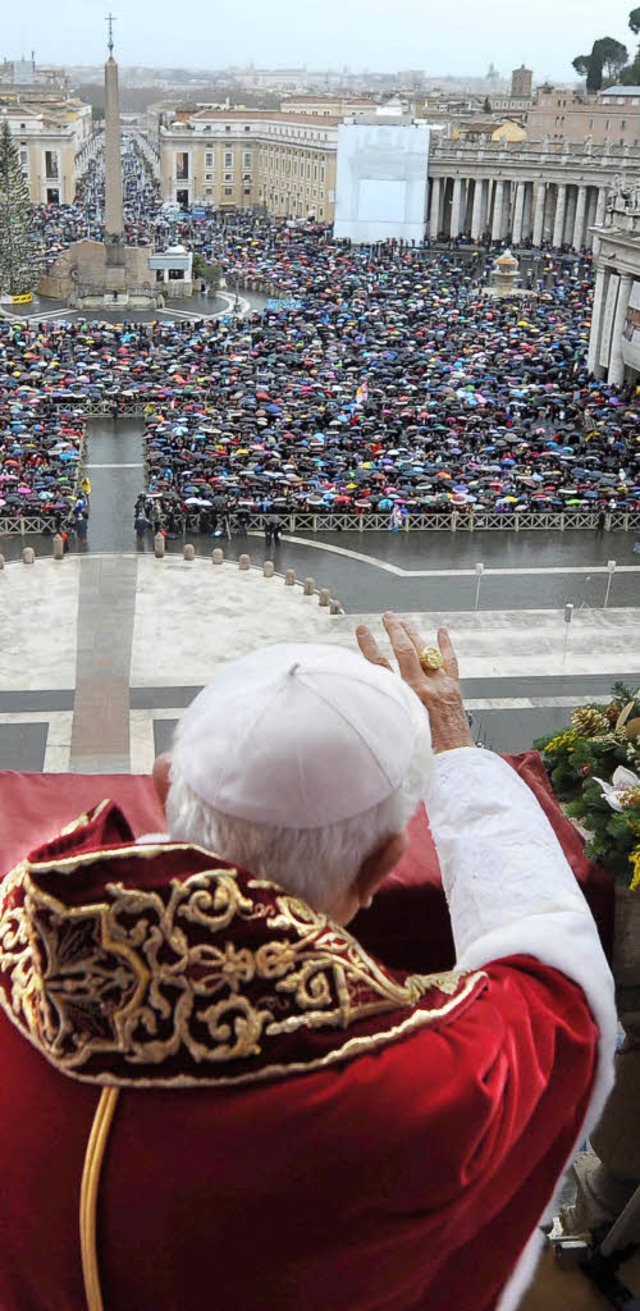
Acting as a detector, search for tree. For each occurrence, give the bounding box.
[572,54,591,78]
[483,96,492,114]
[586,42,605,92]
[630,7,640,35]
[0,121,37,297]
[598,36,629,81]
[571,36,629,90]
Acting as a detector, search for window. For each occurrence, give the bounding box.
[224,172,233,183]
[320,165,325,182]
[225,125,231,132]
[20,149,28,166]
[45,150,59,178]
[224,186,233,195]
[176,151,189,179]
[206,187,213,194]
[205,172,213,181]
[243,186,251,195]
[622,119,627,129]
[244,124,251,131]
[243,151,252,167]
[205,152,213,166]
[224,151,233,167]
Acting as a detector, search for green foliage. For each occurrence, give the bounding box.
[191,252,221,288]
[483,96,492,114]
[535,683,640,885]
[598,36,629,79]
[0,121,37,297]
[572,55,591,78]
[630,7,640,35]
[572,35,630,90]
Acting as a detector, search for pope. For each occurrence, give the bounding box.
[0,615,615,1311]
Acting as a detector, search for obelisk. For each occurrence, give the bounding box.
[104,13,124,243]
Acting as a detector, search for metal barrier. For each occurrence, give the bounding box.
[0,514,62,536]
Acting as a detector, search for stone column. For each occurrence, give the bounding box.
[586,187,598,247]
[565,186,578,247]
[587,266,608,374]
[450,177,463,237]
[595,187,608,228]
[512,182,525,245]
[491,179,505,241]
[552,184,567,248]
[572,185,587,251]
[522,181,533,241]
[592,187,608,255]
[104,55,124,239]
[470,179,484,239]
[608,273,633,386]
[532,182,546,246]
[429,176,442,238]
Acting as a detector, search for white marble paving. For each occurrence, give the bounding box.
[0,560,80,690]
[130,556,339,687]
[0,554,638,775]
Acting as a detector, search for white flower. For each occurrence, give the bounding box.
[593,766,640,811]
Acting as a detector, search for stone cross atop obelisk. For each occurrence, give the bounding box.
[104,13,124,241]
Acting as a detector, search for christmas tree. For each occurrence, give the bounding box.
[0,120,37,296]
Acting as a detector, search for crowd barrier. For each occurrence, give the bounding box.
[2,507,639,540]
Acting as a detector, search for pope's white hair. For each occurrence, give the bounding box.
[166,682,432,912]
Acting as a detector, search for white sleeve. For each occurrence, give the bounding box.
[426,750,616,1075]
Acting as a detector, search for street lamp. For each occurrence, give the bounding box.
[474,561,484,611]
[604,559,616,609]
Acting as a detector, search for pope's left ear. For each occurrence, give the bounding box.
[152,753,172,813]
[355,830,409,909]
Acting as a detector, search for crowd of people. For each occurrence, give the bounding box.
[2,207,640,533]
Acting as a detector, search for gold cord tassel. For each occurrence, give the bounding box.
[80,1087,120,1311]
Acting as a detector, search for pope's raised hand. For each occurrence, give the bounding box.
[356,612,474,754]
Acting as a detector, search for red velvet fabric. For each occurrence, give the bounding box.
[0,952,597,1311]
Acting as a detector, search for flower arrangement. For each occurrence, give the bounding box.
[534,683,640,887]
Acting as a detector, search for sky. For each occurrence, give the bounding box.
[4,0,639,81]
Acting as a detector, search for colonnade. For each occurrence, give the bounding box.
[587,265,635,385]
[428,176,608,251]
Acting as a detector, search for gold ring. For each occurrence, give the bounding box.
[419,646,445,672]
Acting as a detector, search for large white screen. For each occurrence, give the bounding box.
[358,179,406,223]
[334,122,429,244]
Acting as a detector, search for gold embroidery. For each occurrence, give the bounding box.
[0,847,486,1088]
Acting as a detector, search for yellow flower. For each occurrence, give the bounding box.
[630,845,640,892]
[544,729,579,754]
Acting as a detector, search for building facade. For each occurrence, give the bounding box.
[526,85,640,146]
[587,186,640,384]
[159,109,338,219]
[0,97,93,203]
